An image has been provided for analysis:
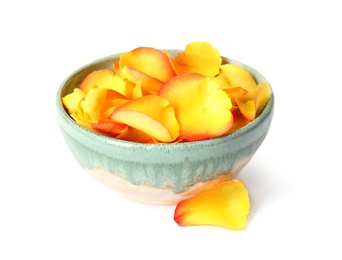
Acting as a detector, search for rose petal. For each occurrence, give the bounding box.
[100,90,129,121]
[121,65,164,95]
[159,73,233,141]
[62,88,86,114]
[110,95,180,143]
[174,180,250,230]
[220,64,257,120]
[225,106,251,134]
[90,122,128,137]
[69,111,91,130]
[255,82,271,117]
[211,70,231,87]
[169,42,222,78]
[116,126,156,143]
[119,47,176,83]
[132,81,143,99]
[81,88,108,123]
[235,93,256,121]
[79,69,128,97]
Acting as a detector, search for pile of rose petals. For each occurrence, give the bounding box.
[63,41,271,143]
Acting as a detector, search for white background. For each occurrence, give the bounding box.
[1,0,342,259]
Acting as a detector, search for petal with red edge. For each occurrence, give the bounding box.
[159,73,233,141]
[174,180,250,230]
[119,47,175,83]
[116,126,156,143]
[90,122,128,137]
[121,65,163,95]
[79,69,128,97]
[110,95,180,143]
[255,82,271,117]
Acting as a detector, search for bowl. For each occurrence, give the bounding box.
[56,50,274,205]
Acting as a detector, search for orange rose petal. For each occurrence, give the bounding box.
[159,73,233,141]
[113,59,124,78]
[90,122,128,137]
[116,126,156,143]
[220,64,257,93]
[222,86,248,107]
[99,90,129,121]
[62,88,86,114]
[119,47,176,83]
[255,82,271,117]
[100,99,129,122]
[101,89,127,109]
[225,106,251,134]
[79,69,127,97]
[69,112,91,130]
[174,180,250,230]
[221,86,248,97]
[81,88,108,123]
[110,95,180,143]
[120,79,135,100]
[211,72,247,107]
[220,64,258,120]
[170,42,222,78]
[121,65,163,95]
[235,92,256,121]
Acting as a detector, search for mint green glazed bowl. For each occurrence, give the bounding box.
[56,50,274,205]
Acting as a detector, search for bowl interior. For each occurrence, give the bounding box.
[57,50,274,148]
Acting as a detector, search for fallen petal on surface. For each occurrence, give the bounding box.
[174,180,250,230]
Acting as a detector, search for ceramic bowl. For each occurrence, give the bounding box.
[56,50,274,205]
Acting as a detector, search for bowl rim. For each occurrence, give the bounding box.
[56,50,274,151]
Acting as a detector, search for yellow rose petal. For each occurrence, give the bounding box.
[62,88,86,114]
[159,73,233,141]
[174,180,250,230]
[110,95,180,143]
[170,42,222,78]
[221,64,257,120]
